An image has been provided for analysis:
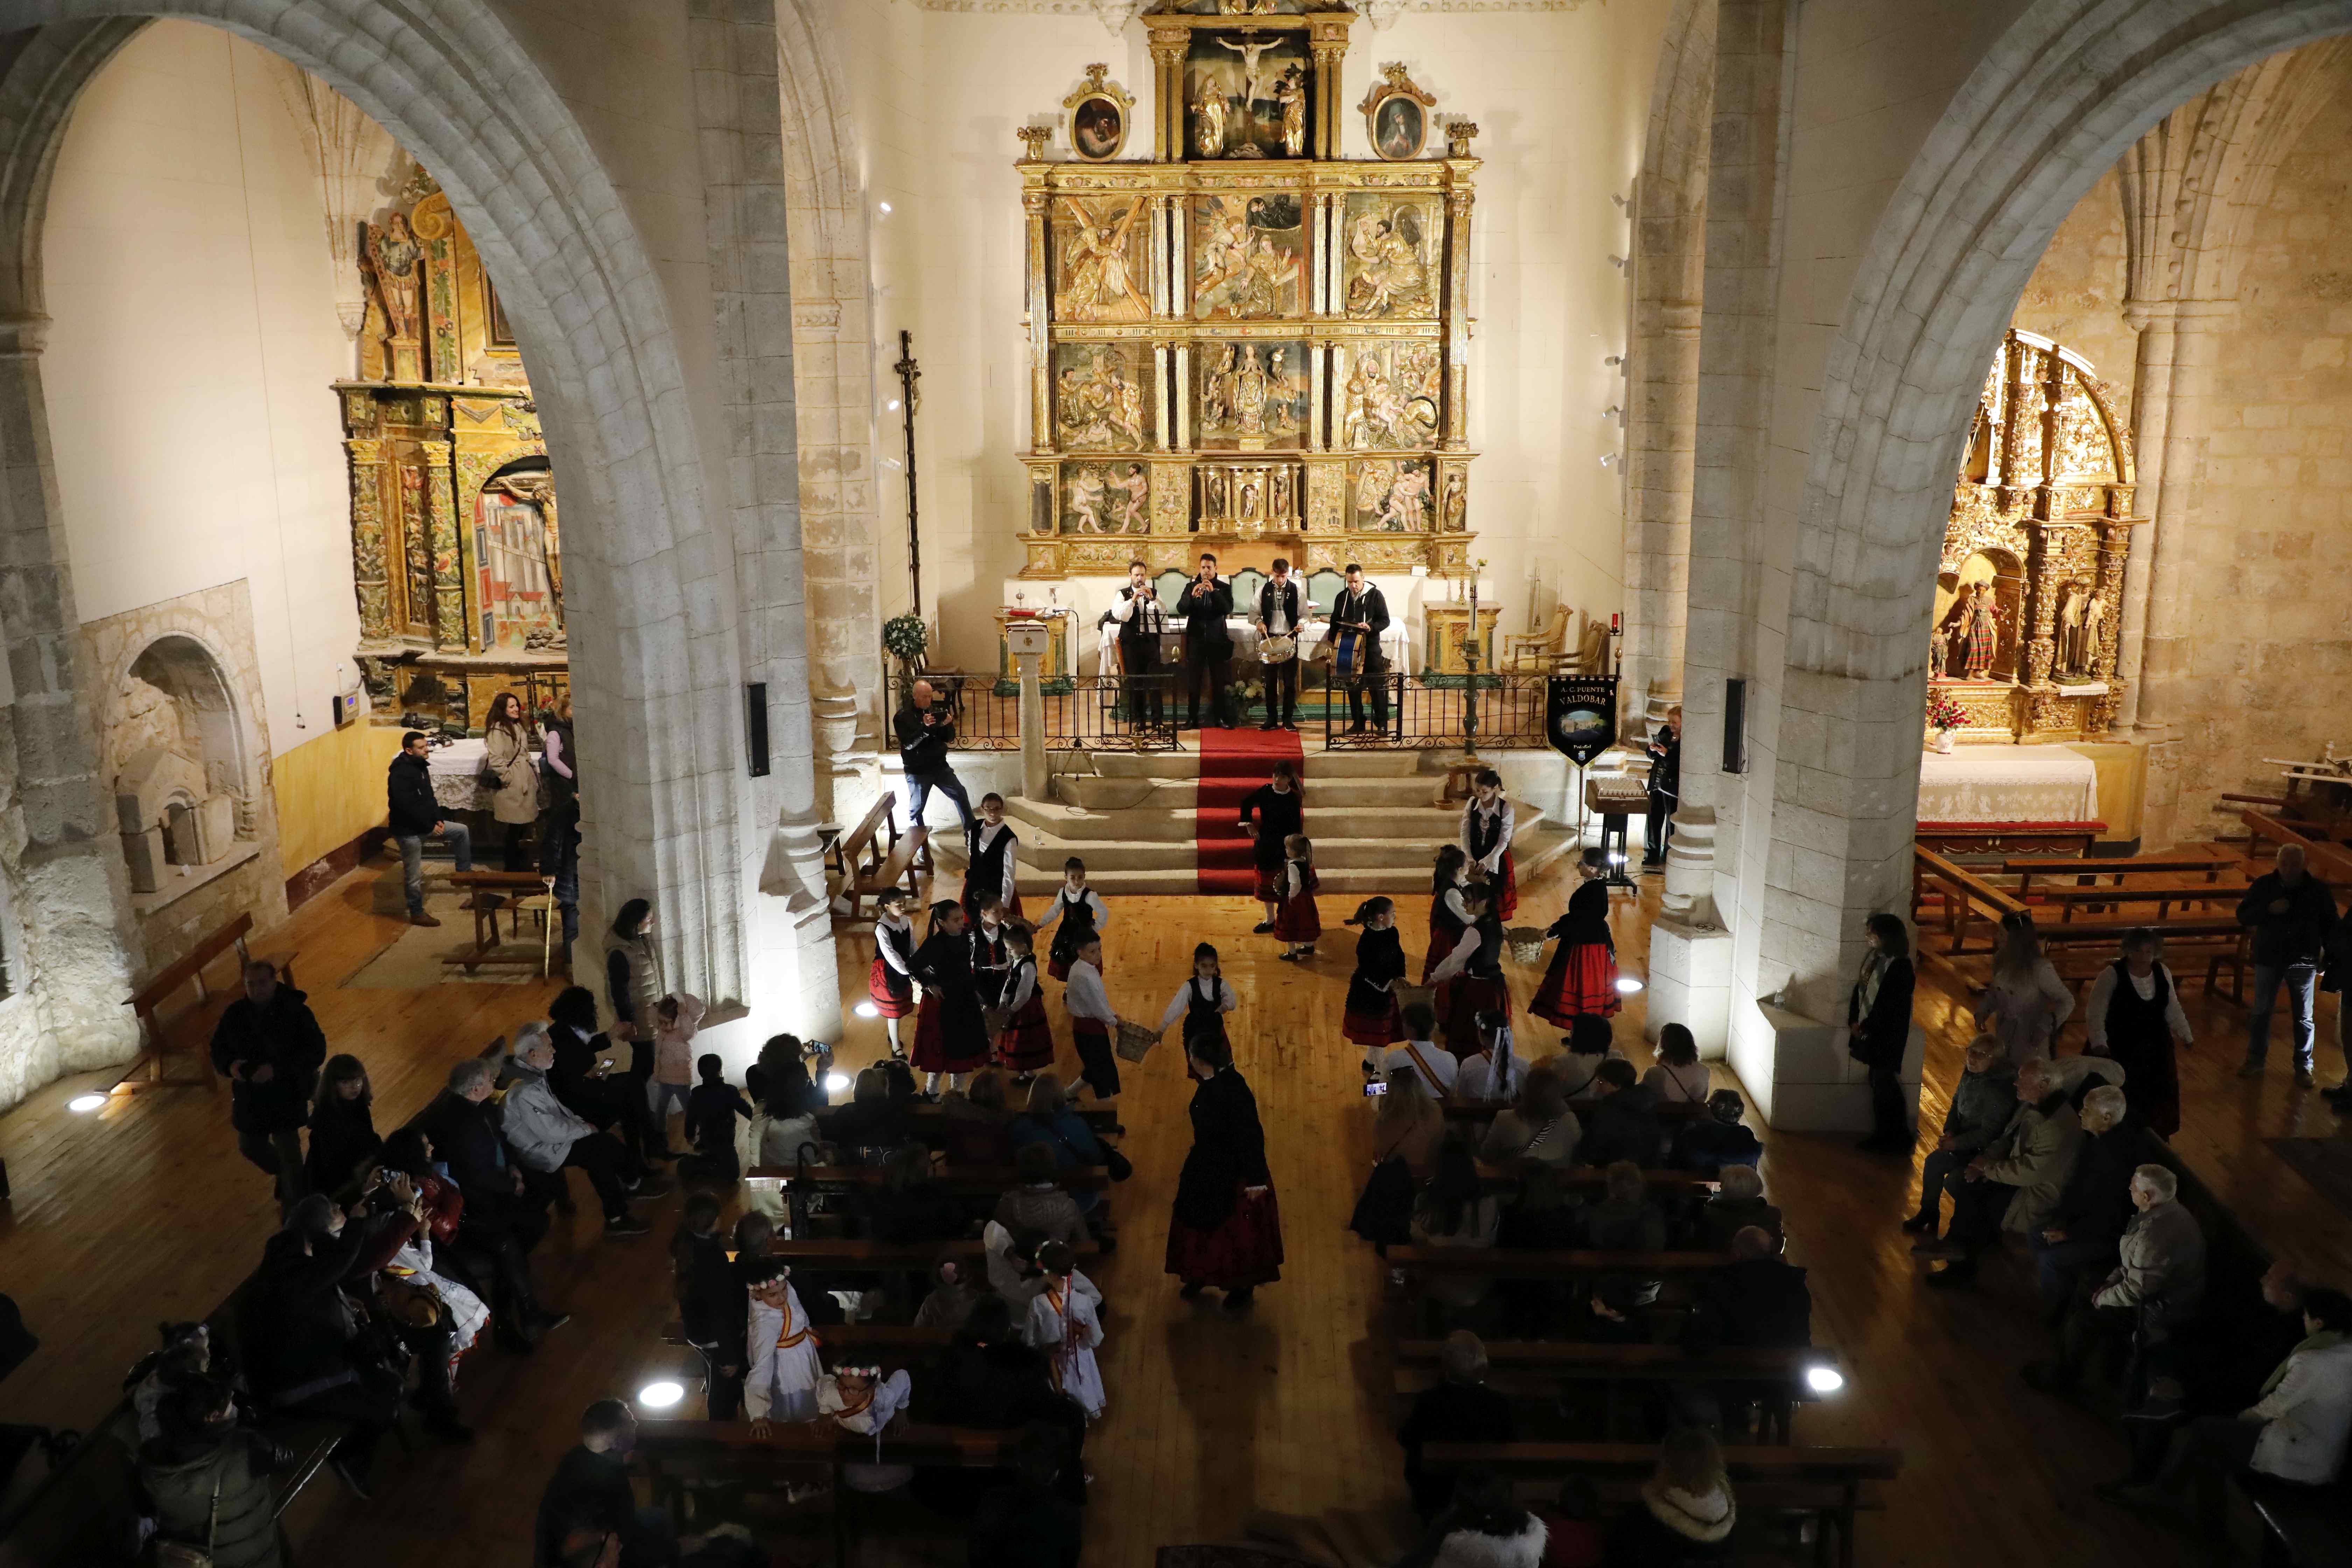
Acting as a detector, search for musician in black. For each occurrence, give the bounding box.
[1331,563,1391,734]
[1643,702,1682,868]
[1109,559,1168,733]
[1253,557,1308,732]
[1178,551,1235,730]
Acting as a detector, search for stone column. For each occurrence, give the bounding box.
[1149,26,1186,162]
[1025,188,1055,455]
[1012,627,1050,803]
[1440,176,1476,452]
[2110,299,2175,733]
[1623,296,1700,723]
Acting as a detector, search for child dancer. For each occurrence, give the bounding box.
[867,887,919,1058]
[683,1052,755,1187]
[969,895,1013,1004]
[1025,1239,1106,1419]
[909,900,989,1096]
[1423,846,1471,983]
[1529,847,1622,1038]
[1462,768,1517,920]
[995,925,1056,1084]
[1038,858,1112,982]
[1344,897,1406,1075]
[817,1363,918,1492]
[1274,834,1322,961]
[1239,760,1306,934]
[743,1259,824,1430]
[1062,934,1125,1101]
[963,793,1023,925]
[1160,941,1240,1048]
[1428,883,1509,1054]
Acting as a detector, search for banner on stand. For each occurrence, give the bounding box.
[1545,675,1619,766]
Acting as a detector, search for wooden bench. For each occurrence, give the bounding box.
[1442,1095,1709,1125]
[833,794,925,924]
[2004,851,2244,899]
[766,1238,1097,1273]
[905,1098,1121,1133]
[747,1163,1109,1193]
[2238,1467,2352,1566]
[119,912,298,1092]
[442,869,558,974]
[663,1320,953,1359]
[1471,1164,1714,1194]
[1386,1247,1728,1284]
[2015,879,2248,923]
[1395,1340,1841,1443]
[1421,1441,1901,1568]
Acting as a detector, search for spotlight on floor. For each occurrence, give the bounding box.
[1615,976,1645,996]
[854,1001,880,1019]
[637,1380,685,1410]
[825,1072,852,1095]
[68,1093,108,1114]
[1806,1365,1846,1395]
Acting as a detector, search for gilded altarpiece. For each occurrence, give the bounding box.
[1018,2,1480,582]
[336,167,569,731]
[1931,329,2144,743]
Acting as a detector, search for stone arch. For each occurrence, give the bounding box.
[1763,0,2352,1022]
[1620,0,1714,726]
[0,0,832,1102]
[115,631,260,825]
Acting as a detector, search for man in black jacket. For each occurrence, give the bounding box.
[1108,559,1169,732]
[1331,562,1391,733]
[1253,556,1309,732]
[420,1059,551,1257]
[209,961,328,1215]
[1577,1059,1665,1168]
[894,679,974,836]
[1398,1331,1514,1519]
[387,730,473,927]
[2026,1084,2147,1321]
[2236,843,2336,1086]
[1848,912,1917,1154]
[535,1400,675,1568]
[1643,704,1682,868]
[1176,552,1234,729]
[546,985,662,1164]
[1679,1226,1812,1434]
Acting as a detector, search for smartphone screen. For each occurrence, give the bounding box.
[1363,1080,1388,1097]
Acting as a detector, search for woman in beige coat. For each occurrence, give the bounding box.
[482,691,541,869]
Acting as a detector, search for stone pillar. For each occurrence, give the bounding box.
[1623,298,1700,725]
[1010,625,1051,802]
[2111,298,2175,733]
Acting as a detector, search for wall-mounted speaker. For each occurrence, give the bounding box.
[746,683,770,777]
[1722,679,1746,775]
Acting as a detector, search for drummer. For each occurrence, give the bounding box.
[1253,556,1312,733]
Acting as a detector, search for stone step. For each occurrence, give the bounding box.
[1053,772,1443,811]
[931,819,1580,897]
[1086,747,1438,780]
[1001,794,1480,846]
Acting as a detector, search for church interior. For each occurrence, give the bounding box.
[0,2,2350,1565]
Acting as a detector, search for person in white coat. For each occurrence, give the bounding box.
[1024,1239,1106,1420]
[502,1025,651,1236]
[744,1260,825,1431]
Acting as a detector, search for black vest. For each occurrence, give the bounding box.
[967,824,1016,898]
[1466,916,1505,979]
[1466,802,1507,862]
[2103,959,2171,1044]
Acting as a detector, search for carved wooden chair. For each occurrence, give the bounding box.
[1502,606,1572,672]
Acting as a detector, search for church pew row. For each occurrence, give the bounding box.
[1421,1442,1903,1568]
[1441,1096,1710,1124]
[766,1238,1097,1272]
[903,1098,1121,1133]
[1471,1164,1714,1194]
[1394,1340,1842,1444]
[746,1163,1109,1193]
[1384,1247,1728,1283]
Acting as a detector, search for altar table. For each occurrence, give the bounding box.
[1917,746,2099,825]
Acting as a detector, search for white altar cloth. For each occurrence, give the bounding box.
[426,737,544,812]
[1917,746,2100,824]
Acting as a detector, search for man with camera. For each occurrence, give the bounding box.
[1110,559,1168,733]
[1253,556,1310,732]
[894,678,974,836]
[1331,562,1391,734]
[1177,552,1235,730]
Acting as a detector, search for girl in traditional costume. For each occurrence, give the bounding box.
[1273,834,1322,960]
[866,888,919,1058]
[994,925,1057,1083]
[1160,943,1240,1050]
[1530,848,1622,1037]
[1026,1239,1107,1420]
[817,1364,917,1492]
[1343,897,1406,1068]
[1462,769,1517,920]
[1423,846,1472,984]
[1167,1033,1282,1309]
[743,1260,824,1429]
[1038,858,1112,983]
[1429,883,1510,1056]
[962,793,1024,926]
[909,901,989,1096]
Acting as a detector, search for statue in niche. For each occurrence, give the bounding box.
[1958,582,2000,680]
[1443,472,1466,531]
[1270,466,1292,519]
[477,470,565,651]
[1930,622,1950,680]
[2076,593,2106,677]
[1217,36,1282,133]
[2055,581,2088,676]
[1273,64,1307,157]
[365,213,424,353]
[1193,74,1228,157]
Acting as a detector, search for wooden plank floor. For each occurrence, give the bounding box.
[0,847,2343,1566]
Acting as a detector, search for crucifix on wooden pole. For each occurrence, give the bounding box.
[894,330,924,618]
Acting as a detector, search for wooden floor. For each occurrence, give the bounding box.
[0,847,2344,1566]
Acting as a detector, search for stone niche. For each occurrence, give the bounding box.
[77,586,289,972]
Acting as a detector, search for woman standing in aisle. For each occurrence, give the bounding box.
[1160,943,1240,1051]
[1849,911,1918,1153]
[1529,849,1621,1040]
[1344,898,1407,1074]
[481,691,541,871]
[1462,769,1517,921]
[1167,1033,1282,1310]
[1975,911,2072,1066]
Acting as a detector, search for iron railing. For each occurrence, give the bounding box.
[1318,668,1550,751]
[884,669,1180,753]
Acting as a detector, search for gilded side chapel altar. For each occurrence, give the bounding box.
[1016,1,1480,586]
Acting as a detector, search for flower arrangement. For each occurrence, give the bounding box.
[881,615,929,661]
[1926,693,1969,733]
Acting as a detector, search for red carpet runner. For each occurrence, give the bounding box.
[1195,726,1305,894]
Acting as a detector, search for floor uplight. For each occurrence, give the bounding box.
[68,1093,107,1114]
[637,1380,686,1409]
[854,1001,880,1019]
[1615,976,1645,995]
[1805,1365,1846,1395]
[825,1072,852,1095]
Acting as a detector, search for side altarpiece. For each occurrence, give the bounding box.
[1017,1,1482,581]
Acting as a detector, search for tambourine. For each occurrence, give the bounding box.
[1259,634,1298,664]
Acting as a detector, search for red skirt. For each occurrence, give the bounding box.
[867,956,917,1020]
[1342,996,1401,1047]
[910,994,990,1074]
[1528,939,1622,1028]
[1273,895,1322,943]
[1483,852,1518,920]
[1440,973,1511,1056]
[1421,926,1460,985]
[996,994,1055,1074]
[1165,1184,1284,1289]
[1047,952,1074,982]
[1254,864,1284,903]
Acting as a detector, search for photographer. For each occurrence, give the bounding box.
[894,678,974,836]
[1110,559,1167,732]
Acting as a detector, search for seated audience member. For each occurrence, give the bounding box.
[535,1399,676,1568]
[921,1297,1088,1512]
[1698,1164,1782,1253]
[360,1173,479,1442]
[754,1061,828,1171]
[376,1125,561,1352]
[421,1057,553,1245]
[671,1192,744,1420]
[1497,1162,1583,1251]
[2105,1287,2352,1531]
[681,1054,753,1187]
[1642,1023,1711,1105]
[1410,1133,1504,1315]
[1534,1475,1606,1568]
[2027,1084,2149,1318]
[1604,1427,1736,1567]
[1902,1036,2016,1241]
[858,1141,966,1245]
[822,1065,914,1160]
[305,1054,383,1202]
[1399,1331,1516,1520]
[942,1069,1020,1165]
[138,1378,288,1568]
[504,1024,654,1237]
[914,1250,987,1332]
[1384,1004,1461,1095]
[1924,1057,2082,1288]
[1554,1014,1626,1096]
[546,985,662,1164]
[1456,1011,1525,1101]
[1671,1090,1763,1175]
[1377,1068,1447,1177]
[1583,1160,1670,1322]
[1577,1059,1665,1169]
[1477,1064,1580,1169]
[2030,1163,2205,1398]
[969,1422,1084,1568]
[209,959,329,1216]
[994,1144,1092,1248]
[985,1224,1055,1316]
[1010,1073,1112,1216]
[240,1193,410,1497]
[126,1322,217,1445]
[1417,1469,1549,1568]
[1679,1224,1813,1438]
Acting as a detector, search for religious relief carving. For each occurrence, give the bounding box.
[1054,196,1153,323]
[1352,457,1433,532]
[1198,341,1307,446]
[1339,340,1441,449]
[1185,29,1313,160]
[1191,193,1304,320]
[1056,344,1149,449]
[364,214,424,380]
[1065,462,1152,534]
[1342,194,1439,320]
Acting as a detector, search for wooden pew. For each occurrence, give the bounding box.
[2004,850,2244,900]
[2016,879,2247,923]
[905,1098,1121,1134]
[766,1238,1097,1272]
[747,1163,1109,1192]
[1394,1340,1841,1443]
[120,911,298,1092]
[1442,1095,1709,1125]
[1422,1441,1902,1568]
[1385,1247,1728,1284]
[1472,1164,1714,1194]
[1909,844,2023,959]
[833,794,925,924]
